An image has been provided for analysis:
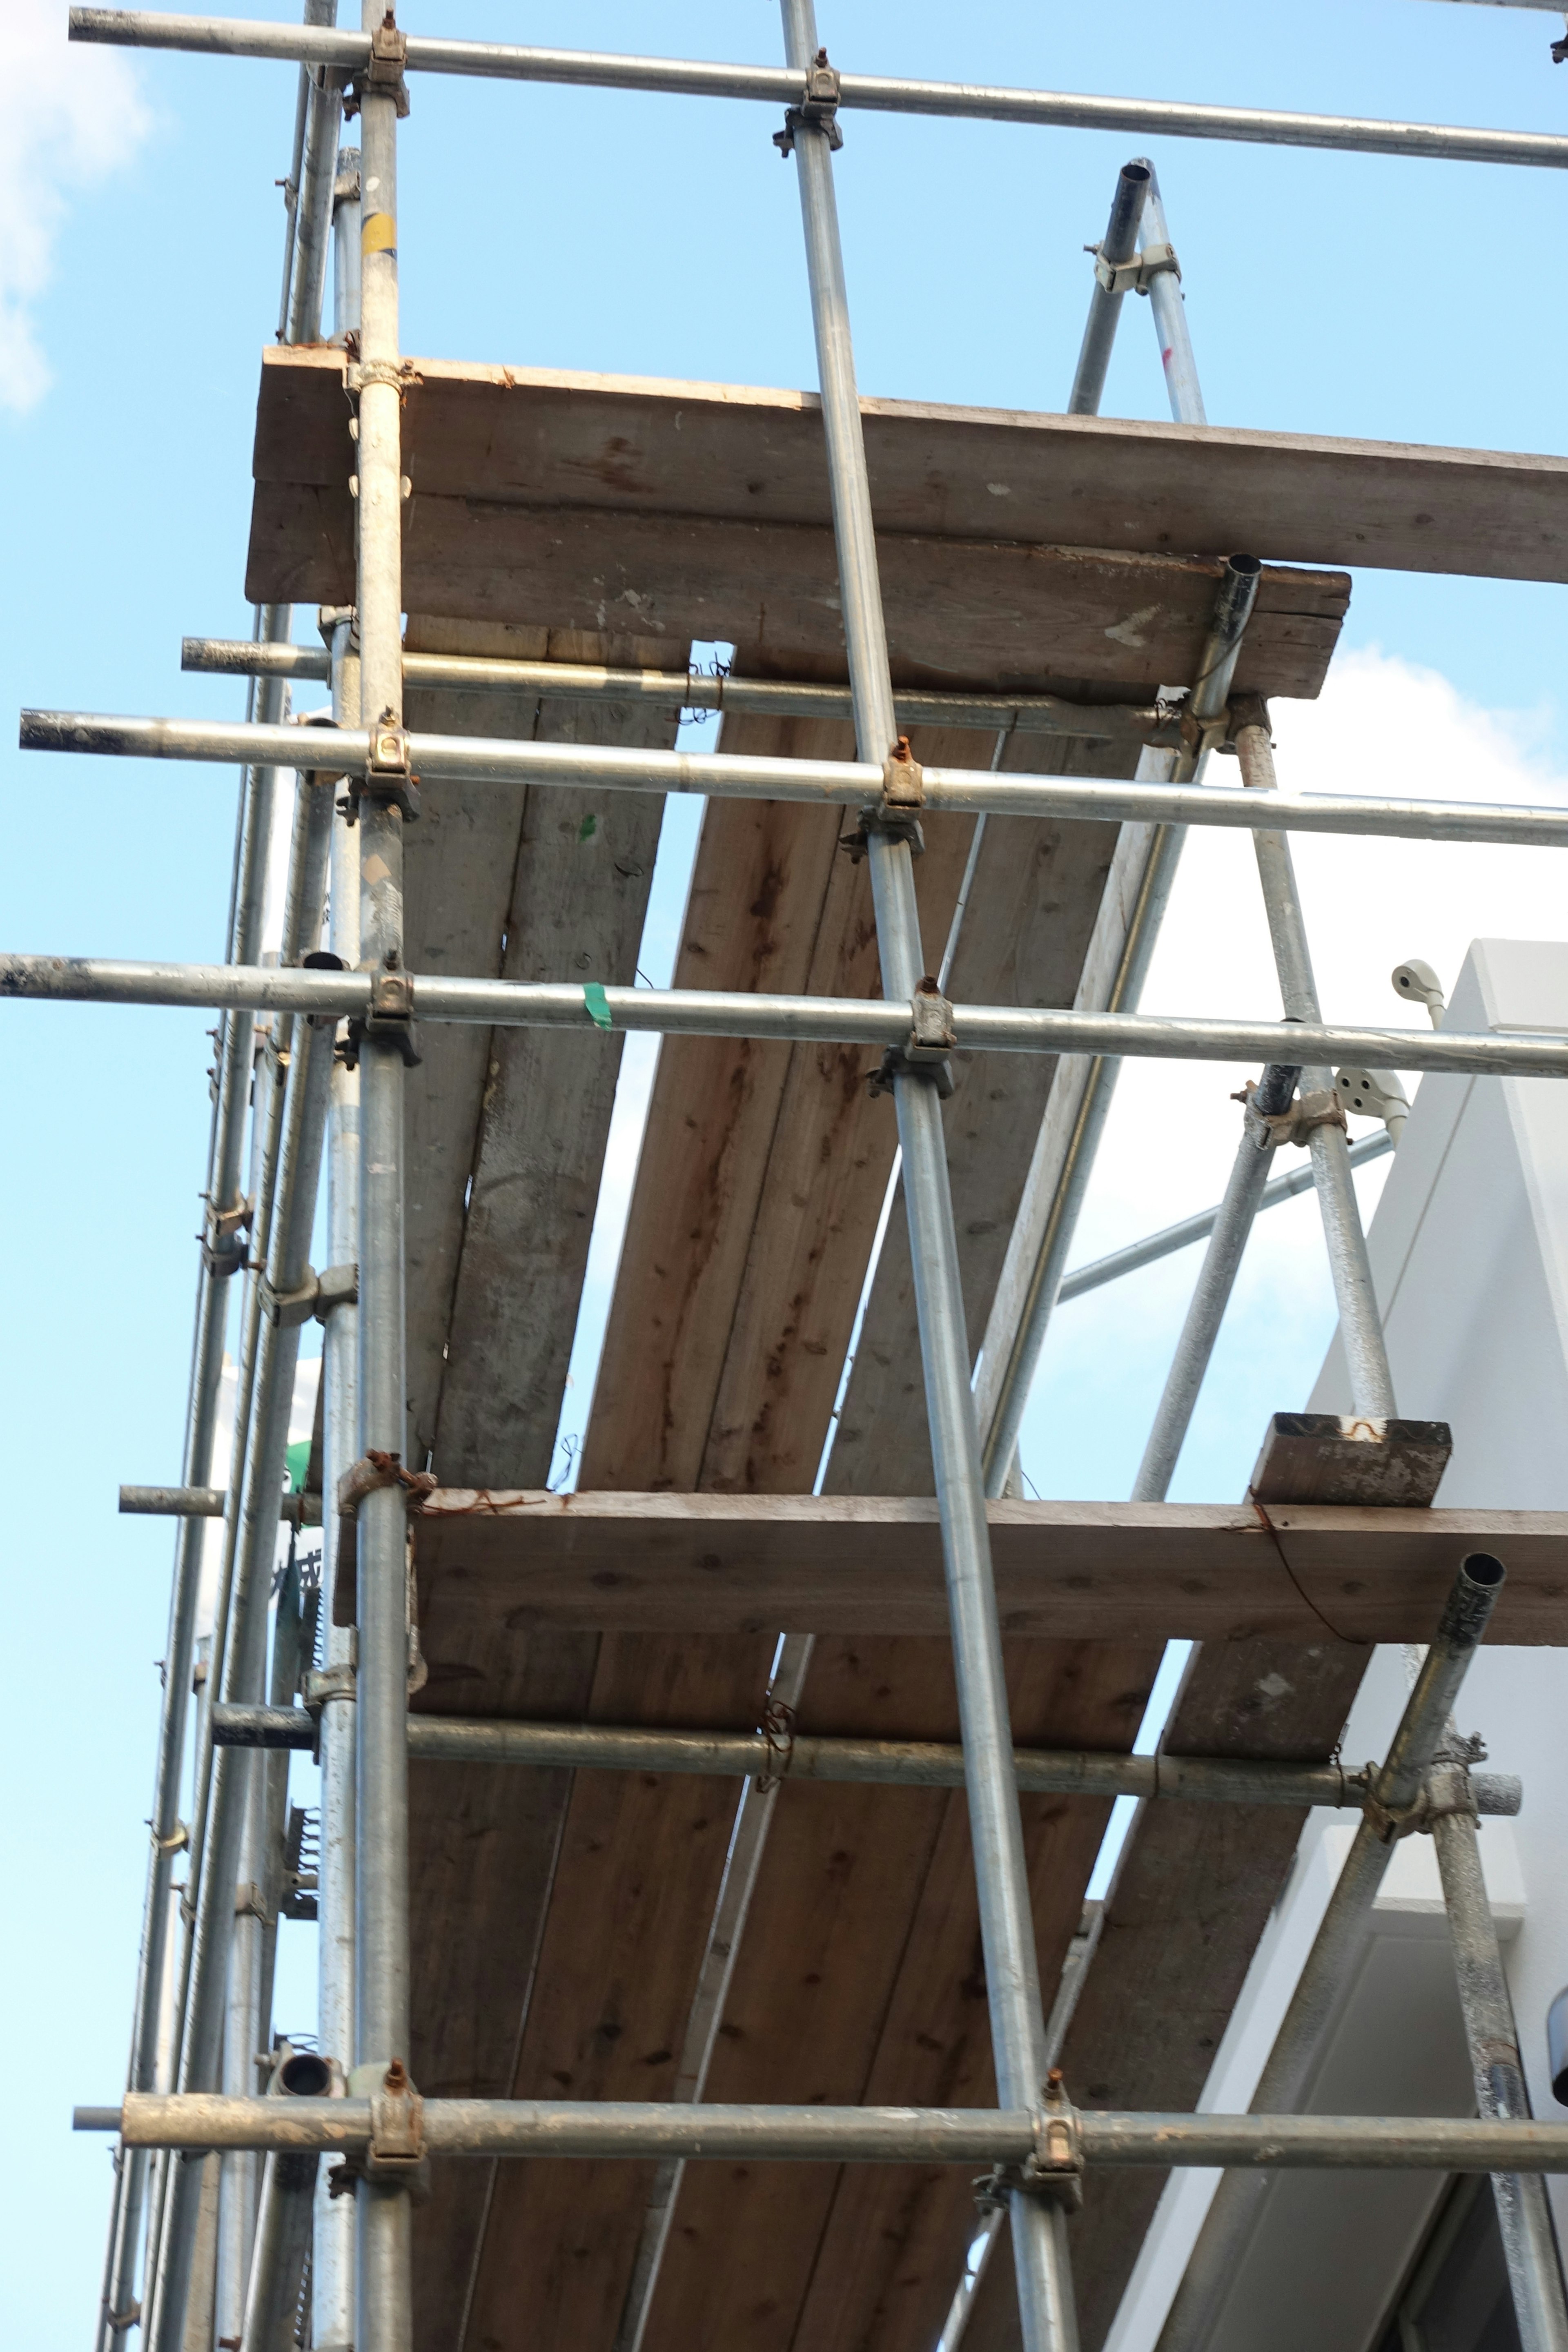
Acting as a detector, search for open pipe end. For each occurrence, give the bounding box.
[1439,1551,1507,1650]
[279,2053,333,2098]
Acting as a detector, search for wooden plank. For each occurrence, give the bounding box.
[962,1637,1372,2352]
[250,493,1344,700]
[632,766,1162,2352]
[639,1640,1145,2352]
[401,615,682,1476]
[457,1628,776,2352]
[743,802,1170,2352]
[253,347,1568,584]
[410,1491,1568,1647]
[399,619,684,2347]
[449,693,979,2348]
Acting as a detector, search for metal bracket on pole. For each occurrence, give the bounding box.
[341,967,420,1069]
[343,10,410,118]
[773,49,842,153]
[261,1258,359,1329]
[341,709,420,824]
[1256,1085,1349,1151]
[1092,238,1180,295]
[1363,1740,1486,1844]
[870,976,957,1100]
[974,2075,1084,2217]
[839,738,927,862]
[303,1660,356,1714]
[202,1195,252,1277]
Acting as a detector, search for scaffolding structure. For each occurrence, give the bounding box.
[25,7,1568,2351]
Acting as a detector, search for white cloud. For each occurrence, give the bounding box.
[0,0,151,411]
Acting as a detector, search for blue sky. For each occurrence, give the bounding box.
[5,3,1568,2340]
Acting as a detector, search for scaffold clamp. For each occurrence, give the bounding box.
[341,966,421,1069]
[345,10,410,118]
[774,51,843,153]
[870,977,958,1100]
[1258,1085,1348,1152]
[1092,238,1181,297]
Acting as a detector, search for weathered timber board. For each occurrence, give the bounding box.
[253,347,1568,582]
[399,619,684,2348]
[251,493,1343,698]
[636,766,1163,2352]
[450,695,979,2351]
[457,1628,776,2352]
[247,350,1346,697]
[640,1639,1144,2352]
[963,1637,1372,2352]
[412,1493,1568,1648]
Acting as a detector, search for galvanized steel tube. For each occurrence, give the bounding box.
[145,783,336,2352]
[350,38,414,2348]
[977,557,1259,1498]
[88,2094,1568,2171]
[11,954,1568,1080]
[283,0,341,344]
[1432,1777,1568,2350]
[1236,719,1396,1417]
[1141,169,1203,424]
[781,0,1072,2331]
[207,1703,1523,1817]
[1130,1069,1298,1503]
[66,13,1568,169]
[179,638,1167,743]
[1156,1554,1506,2352]
[314,612,359,2352]
[32,709,1568,852]
[1068,161,1151,414]
[241,2054,332,2352]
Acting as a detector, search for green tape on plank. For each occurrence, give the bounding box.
[583,982,614,1031]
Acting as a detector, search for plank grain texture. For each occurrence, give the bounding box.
[412,1493,1568,1649]
[400,616,686,2350]
[252,348,1568,580]
[247,351,1349,696]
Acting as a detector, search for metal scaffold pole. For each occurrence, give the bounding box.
[314,617,361,2352]
[972,155,1236,1505]
[1156,1554,1507,2351]
[348,13,415,2343]
[778,2,1076,2339]
[1430,1747,1568,2350]
[1131,696,1397,1499]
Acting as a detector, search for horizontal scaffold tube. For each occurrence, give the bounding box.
[118,1485,316,1523]
[22,708,1568,850]
[5,955,1568,1083]
[76,2096,1568,2170]
[205,1703,1523,1818]
[178,639,1163,742]
[67,12,1568,170]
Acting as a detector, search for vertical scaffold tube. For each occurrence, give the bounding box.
[129,19,345,2327]
[1142,166,1205,425]
[352,22,414,2347]
[1156,1556,1506,2352]
[1431,1767,1568,2352]
[780,3,1073,2339]
[315,615,361,2352]
[100,607,289,2352]
[1067,160,1151,416]
[1129,1059,1299,1502]
[978,556,1258,1500]
[1234,715,1396,1416]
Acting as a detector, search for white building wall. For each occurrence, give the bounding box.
[1108,939,1568,2352]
